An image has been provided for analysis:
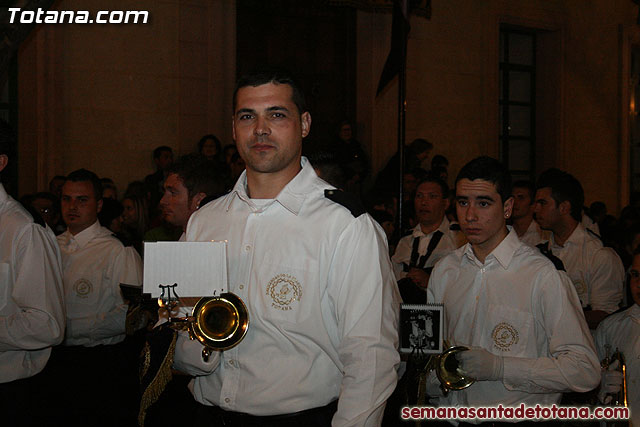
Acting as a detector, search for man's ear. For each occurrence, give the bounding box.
[0,154,7,173]
[301,112,311,138]
[503,196,514,219]
[190,192,207,211]
[559,200,571,216]
[97,198,103,214]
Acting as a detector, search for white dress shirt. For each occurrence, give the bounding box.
[549,224,624,313]
[594,304,640,427]
[391,217,461,281]
[0,184,65,382]
[57,220,142,347]
[178,157,401,426]
[427,229,600,410]
[518,219,546,247]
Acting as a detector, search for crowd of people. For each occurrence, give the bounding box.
[0,67,637,427]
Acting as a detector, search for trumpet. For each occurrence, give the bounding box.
[601,345,628,408]
[435,346,476,392]
[158,284,249,361]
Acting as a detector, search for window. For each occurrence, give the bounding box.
[499,27,536,182]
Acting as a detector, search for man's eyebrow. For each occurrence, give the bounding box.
[455,195,468,200]
[235,108,255,115]
[266,106,290,113]
[476,195,495,202]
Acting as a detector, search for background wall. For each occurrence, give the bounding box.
[16,0,640,213]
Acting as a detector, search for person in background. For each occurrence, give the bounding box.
[51,168,143,426]
[198,134,223,164]
[534,168,624,329]
[121,193,149,256]
[510,179,545,247]
[594,247,639,427]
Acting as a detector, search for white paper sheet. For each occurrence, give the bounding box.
[143,241,228,297]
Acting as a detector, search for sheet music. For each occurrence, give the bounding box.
[143,241,228,297]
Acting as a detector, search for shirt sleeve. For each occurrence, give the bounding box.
[588,248,624,313]
[327,214,401,426]
[172,331,221,376]
[0,224,65,351]
[66,245,142,342]
[502,268,601,393]
[391,235,411,281]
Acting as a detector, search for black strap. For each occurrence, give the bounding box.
[536,242,566,271]
[403,230,444,272]
[417,230,443,269]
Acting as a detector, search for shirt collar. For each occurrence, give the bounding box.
[65,220,103,249]
[627,304,640,320]
[413,217,450,238]
[462,227,520,269]
[0,183,7,205]
[225,157,317,215]
[551,223,585,248]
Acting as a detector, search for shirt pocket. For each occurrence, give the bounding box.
[65,270,102,315]
[483,303,534,357]
[252,258,319,325]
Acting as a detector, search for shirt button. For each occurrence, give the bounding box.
[245,245,251,252]
[225,398,230,403]
[238,284,244,290]
[228,360,234,366]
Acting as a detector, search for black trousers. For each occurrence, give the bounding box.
[195,400,338,427]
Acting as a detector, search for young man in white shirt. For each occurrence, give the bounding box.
[51,168,143,425]
[426,156,600,418]
[534,168,624,329]
[176,68,400,427]
[510,180,545,247]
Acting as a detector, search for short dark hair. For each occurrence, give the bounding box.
[536,168,584,222]
[198,134,222,155]
[153,146,173,159]
[233,67,307,114]
[431,154,449,169]
[455,156,512,204]
[167,154,225,200]
[512,180,535,204]
[409,138,433,155]
[65,169,103,200]
[415,176,449,199]
[32,192,60,215]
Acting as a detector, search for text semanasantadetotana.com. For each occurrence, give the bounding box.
[8,8,148,24]
[401,404,630,421]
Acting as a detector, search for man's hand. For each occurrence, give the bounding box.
[598,360,623,404]
[407,268,430,288]
[457,347,504,381]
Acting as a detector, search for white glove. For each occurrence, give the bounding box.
[457,346,504,381]
[425,369,444,398]
[598,360,623,404]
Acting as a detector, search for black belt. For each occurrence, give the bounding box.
[195,399,338,427]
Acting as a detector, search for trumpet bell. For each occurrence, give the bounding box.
[436,346,475,391]
[190,293,249,351]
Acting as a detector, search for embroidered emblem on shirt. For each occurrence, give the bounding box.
[266,274,302,311]
[73,278,93,298]
[492,322,519,351]
[572,280,587,301]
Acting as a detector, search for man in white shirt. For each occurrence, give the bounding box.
[392,176,462,303]
[0,122,65,426]
[534,168,624,329]
[159,154,225,241]
[176,68,400,426]
[510,180,545,247]
[594,247,639,427]
[51,168,143,425]
[426,156,600,417]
